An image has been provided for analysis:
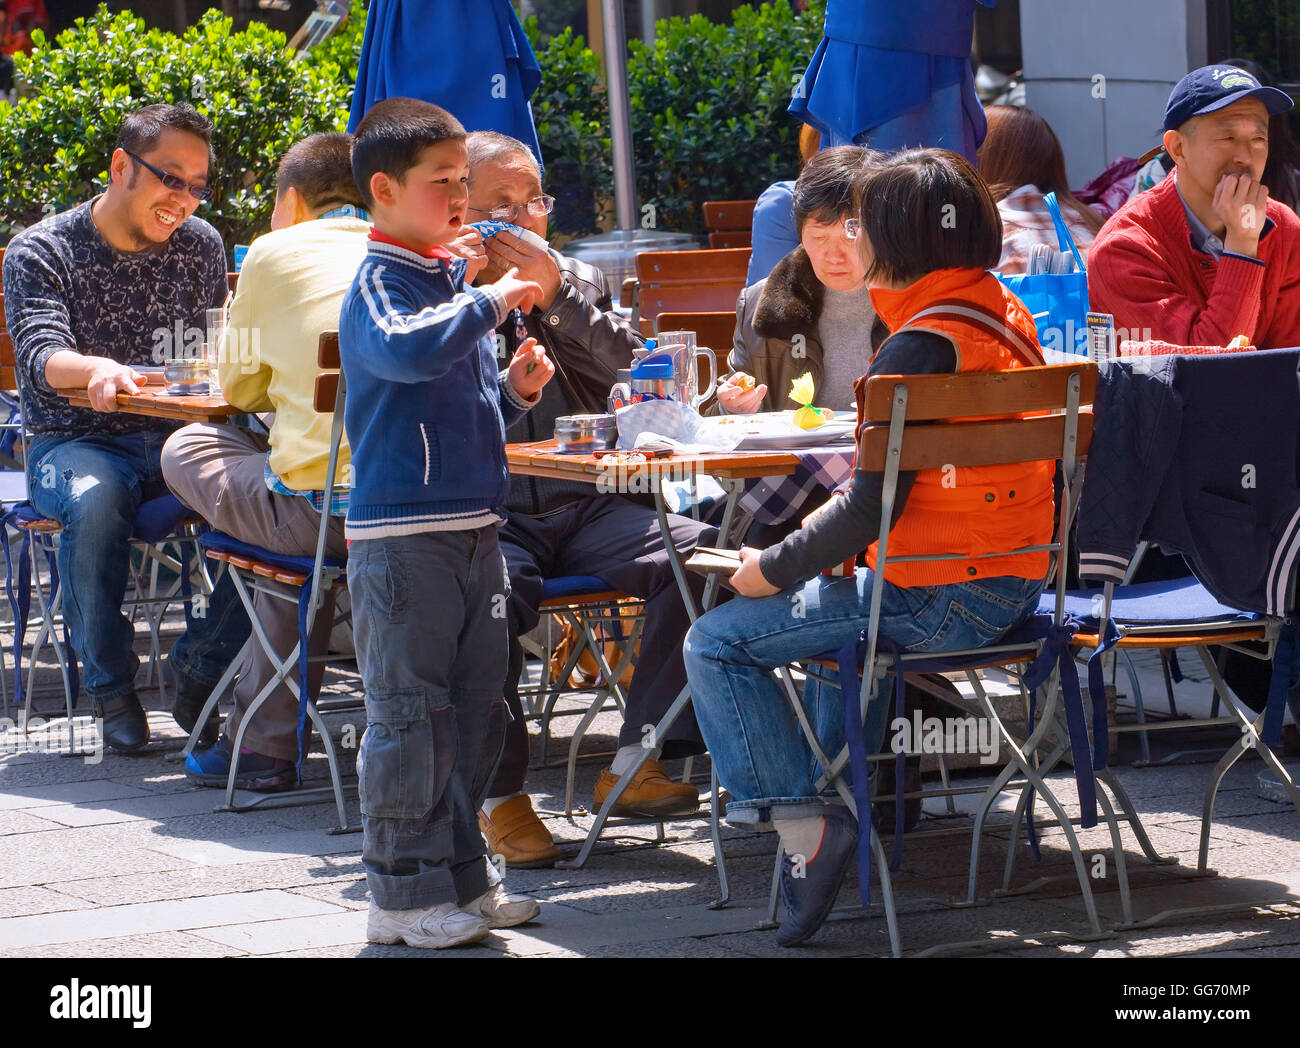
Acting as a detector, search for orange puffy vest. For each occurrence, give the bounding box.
[853,268,1056,588]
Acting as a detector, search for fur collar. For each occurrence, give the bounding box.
[754,246,824,340]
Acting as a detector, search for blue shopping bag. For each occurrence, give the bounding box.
[995,192,1090,357]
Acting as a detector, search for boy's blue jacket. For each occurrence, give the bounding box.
[338,238,535,540]
[1076,351,1300,616]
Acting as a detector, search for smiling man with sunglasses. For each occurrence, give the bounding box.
[2,103,248,754]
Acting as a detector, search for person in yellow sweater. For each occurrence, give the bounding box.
[161,132,368,788]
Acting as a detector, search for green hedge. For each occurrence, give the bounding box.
[526,1,826,237]
[0,3,362,256]
[0,0,825,252]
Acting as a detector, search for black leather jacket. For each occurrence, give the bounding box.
[499,251,644,514]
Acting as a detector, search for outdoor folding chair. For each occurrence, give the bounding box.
[0,328,205,740]
[1002,573,1300,931]
[518,577,645,817]
[180,331,359,834]
[748,361,1101,955]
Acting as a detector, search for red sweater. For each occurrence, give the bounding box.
[1087,172,1300,349]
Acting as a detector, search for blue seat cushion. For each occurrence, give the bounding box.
[1038,576,1259,629]
[2,492,191,543]
[541,575,613,601]
[200,529,345,578]
[132,494,194,544]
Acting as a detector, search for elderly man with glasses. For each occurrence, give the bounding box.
[1,103,248,753]
[464,131,717,867]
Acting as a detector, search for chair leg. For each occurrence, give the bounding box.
[762,847,782,929]
[707,764,730,909]
[1096,767,1176,865]
[962,670,1106,937]
[1193,645,1300,871]
[1127,648,1152,765]
[555,680,691,870]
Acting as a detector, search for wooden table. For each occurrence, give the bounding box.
[506,439,801,878]
[55,387,240,423]
[507,440,800,616]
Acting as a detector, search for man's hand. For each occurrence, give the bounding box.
[731,545,779,598]
[716,372,767,414]
[447,227,488,283]
[87,360,143,413]
[507,336,554,400]
[481,229,562,311]
[492,267,545,316]
[1214,172,1270,257]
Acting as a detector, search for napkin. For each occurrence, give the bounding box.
[614,400,743,453]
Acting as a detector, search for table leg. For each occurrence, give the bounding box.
[559,474,745,870]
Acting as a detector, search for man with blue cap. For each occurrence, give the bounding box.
[1089,64,1300,349]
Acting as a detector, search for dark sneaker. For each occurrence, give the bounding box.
[172,673,221,747]
[777,805,858,947]
[94,692,150,754]
[185,734,296,791]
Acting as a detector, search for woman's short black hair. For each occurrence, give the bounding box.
[792,145,880,233]
[858,148,1003,285]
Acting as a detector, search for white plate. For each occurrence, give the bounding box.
[704,410,855,450]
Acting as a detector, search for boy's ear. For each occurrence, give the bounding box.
[369,170,396,208]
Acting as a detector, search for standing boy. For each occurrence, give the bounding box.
[341,98,554,949]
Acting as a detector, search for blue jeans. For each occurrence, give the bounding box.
[350,527,510,911]
[683,569,1043,824]
[27,431,249,703]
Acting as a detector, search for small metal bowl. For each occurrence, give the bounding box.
[554,413,617,454]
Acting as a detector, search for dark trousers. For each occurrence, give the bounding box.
[490,495,714,797]
[351,528,508,910]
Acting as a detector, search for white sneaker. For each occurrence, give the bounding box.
[366,900,491,949]
[462,884,540,929]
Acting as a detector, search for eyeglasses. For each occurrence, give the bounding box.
[124,150,213,202]
[843,218,861,241]
[468,194,555,224]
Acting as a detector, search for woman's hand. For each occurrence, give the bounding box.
[800,492,841,530]
[731,546,779,597]
[716,372,767,414]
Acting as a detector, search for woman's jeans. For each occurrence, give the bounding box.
[683,570,1043,824]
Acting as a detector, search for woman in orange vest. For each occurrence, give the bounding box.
[683,148,1054,947]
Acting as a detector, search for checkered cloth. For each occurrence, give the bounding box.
[737,445,855,526]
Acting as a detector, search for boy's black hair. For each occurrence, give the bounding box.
[351,97,466,209]
[859,148,1002,286]
[116,103,215,169]
[791,145,880,233]
[276,132,363,211]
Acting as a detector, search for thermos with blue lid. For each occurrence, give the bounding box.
[629,353,677,403]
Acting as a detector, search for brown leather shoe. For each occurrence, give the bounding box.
[593,757,700,818]
[478,795,559,869]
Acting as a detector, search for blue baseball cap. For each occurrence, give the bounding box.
[1164,65,1293,131]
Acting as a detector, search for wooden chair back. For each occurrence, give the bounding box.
[703,200,756,249]
[313,330,341,413]
[857,363,1097,471]
[634,247,750,336]
[654,311,736,362]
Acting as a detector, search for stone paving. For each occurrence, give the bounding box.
[2,628,1300,959]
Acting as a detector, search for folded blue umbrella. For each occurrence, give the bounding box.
[789,0,995,162]
[348,0,544,169]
